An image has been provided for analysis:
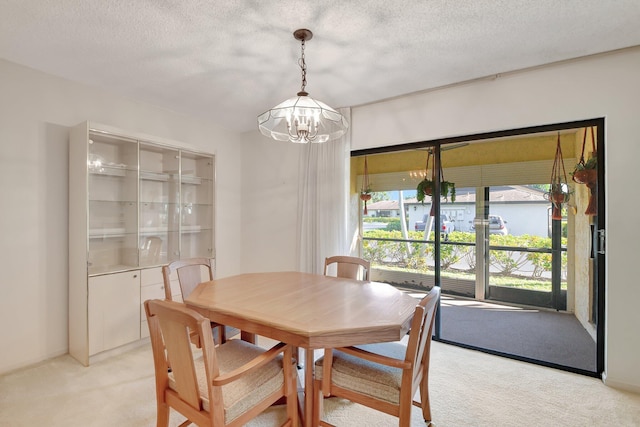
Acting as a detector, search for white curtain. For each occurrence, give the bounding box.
[296,108,351,274]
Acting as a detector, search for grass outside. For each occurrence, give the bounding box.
[373,264,567,292]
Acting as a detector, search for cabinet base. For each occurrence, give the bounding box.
[81,338,149,367]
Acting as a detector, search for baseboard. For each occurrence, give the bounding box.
[0,347,68,376]
[88,338,149,365]
[602,372,640,394]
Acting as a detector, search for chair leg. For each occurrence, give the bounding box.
[398,400,413,427]
[286,365,299,427]
[312,380,322,426]
[420,375,432,422]
[156,402,170,427]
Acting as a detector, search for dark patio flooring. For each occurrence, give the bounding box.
[407,292,597,373]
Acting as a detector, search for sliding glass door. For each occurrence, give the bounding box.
[354,119,604,376]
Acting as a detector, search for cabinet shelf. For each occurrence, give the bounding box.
[140,170,174,182]
[181,175,204,185]
[140,201,173,207]
[88,228,135,238]
[140,227,176,235]
[89,164,131,177]
[89,199,137,204]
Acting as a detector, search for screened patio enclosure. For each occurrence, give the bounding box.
[351,119,604,376]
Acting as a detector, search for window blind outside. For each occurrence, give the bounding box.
[356,159,576,192]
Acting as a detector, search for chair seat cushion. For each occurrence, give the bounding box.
[315,342,406,405]
[169,339,284,423]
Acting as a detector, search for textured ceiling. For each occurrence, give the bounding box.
[1,1,640,133]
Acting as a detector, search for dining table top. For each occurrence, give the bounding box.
[185,270,419,349]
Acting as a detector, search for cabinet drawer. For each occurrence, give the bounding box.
[141,283,166,321]
[141,282,166,301]
[141,266,164,287]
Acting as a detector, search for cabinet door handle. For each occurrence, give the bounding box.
[133,274,138,278]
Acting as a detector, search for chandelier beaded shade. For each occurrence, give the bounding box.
[257,29,348,143]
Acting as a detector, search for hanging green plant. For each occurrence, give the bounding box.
[416,179,456,203]
[416,150,456,203]
[441,181,456,202]
[416,178,433,203]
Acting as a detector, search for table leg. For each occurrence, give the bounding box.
[304,348,314,427]
[240,331,256,344]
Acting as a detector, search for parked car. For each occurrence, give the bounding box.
[470,215,508,235]
[415,214,455,238]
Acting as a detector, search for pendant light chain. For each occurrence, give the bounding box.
[299,38,307,93]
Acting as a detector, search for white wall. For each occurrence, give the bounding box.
[239,131,302,272]
[0,59,243,374]
[350,48,640,392]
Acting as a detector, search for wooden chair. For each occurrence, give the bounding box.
[162,258,232,345]
[297,255,370,367]
[288,255,372,368]
[145,299,298,427]
[313,286,440,427]
[324,256,370,281]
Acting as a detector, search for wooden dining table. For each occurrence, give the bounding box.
[185,271,419,427]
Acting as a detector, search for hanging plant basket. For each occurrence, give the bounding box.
[416,179,433,202]
[546,184,571,220]
[572,168,597,185]
[571,127,597,216]
[549,190,570,204]
[416,151,456,204]
[360,157,372,214]
[544,133,572,221]
[360,189,372,215]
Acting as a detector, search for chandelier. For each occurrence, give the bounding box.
[257,29,348,143]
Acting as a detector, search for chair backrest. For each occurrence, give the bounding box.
[145,299,219,419]
[162,258,214,301]
[324,256,370,281]
[404,286,440,392]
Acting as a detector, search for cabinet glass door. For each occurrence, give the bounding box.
[139,143,180,266]
[180,151,214,259]
[87,132,138,274]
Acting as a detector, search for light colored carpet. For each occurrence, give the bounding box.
[1,340,639,426]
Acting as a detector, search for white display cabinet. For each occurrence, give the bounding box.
[139,142,180,267]
[69,122,215,365]
[180,151,215,258]
[86,132,139,274]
